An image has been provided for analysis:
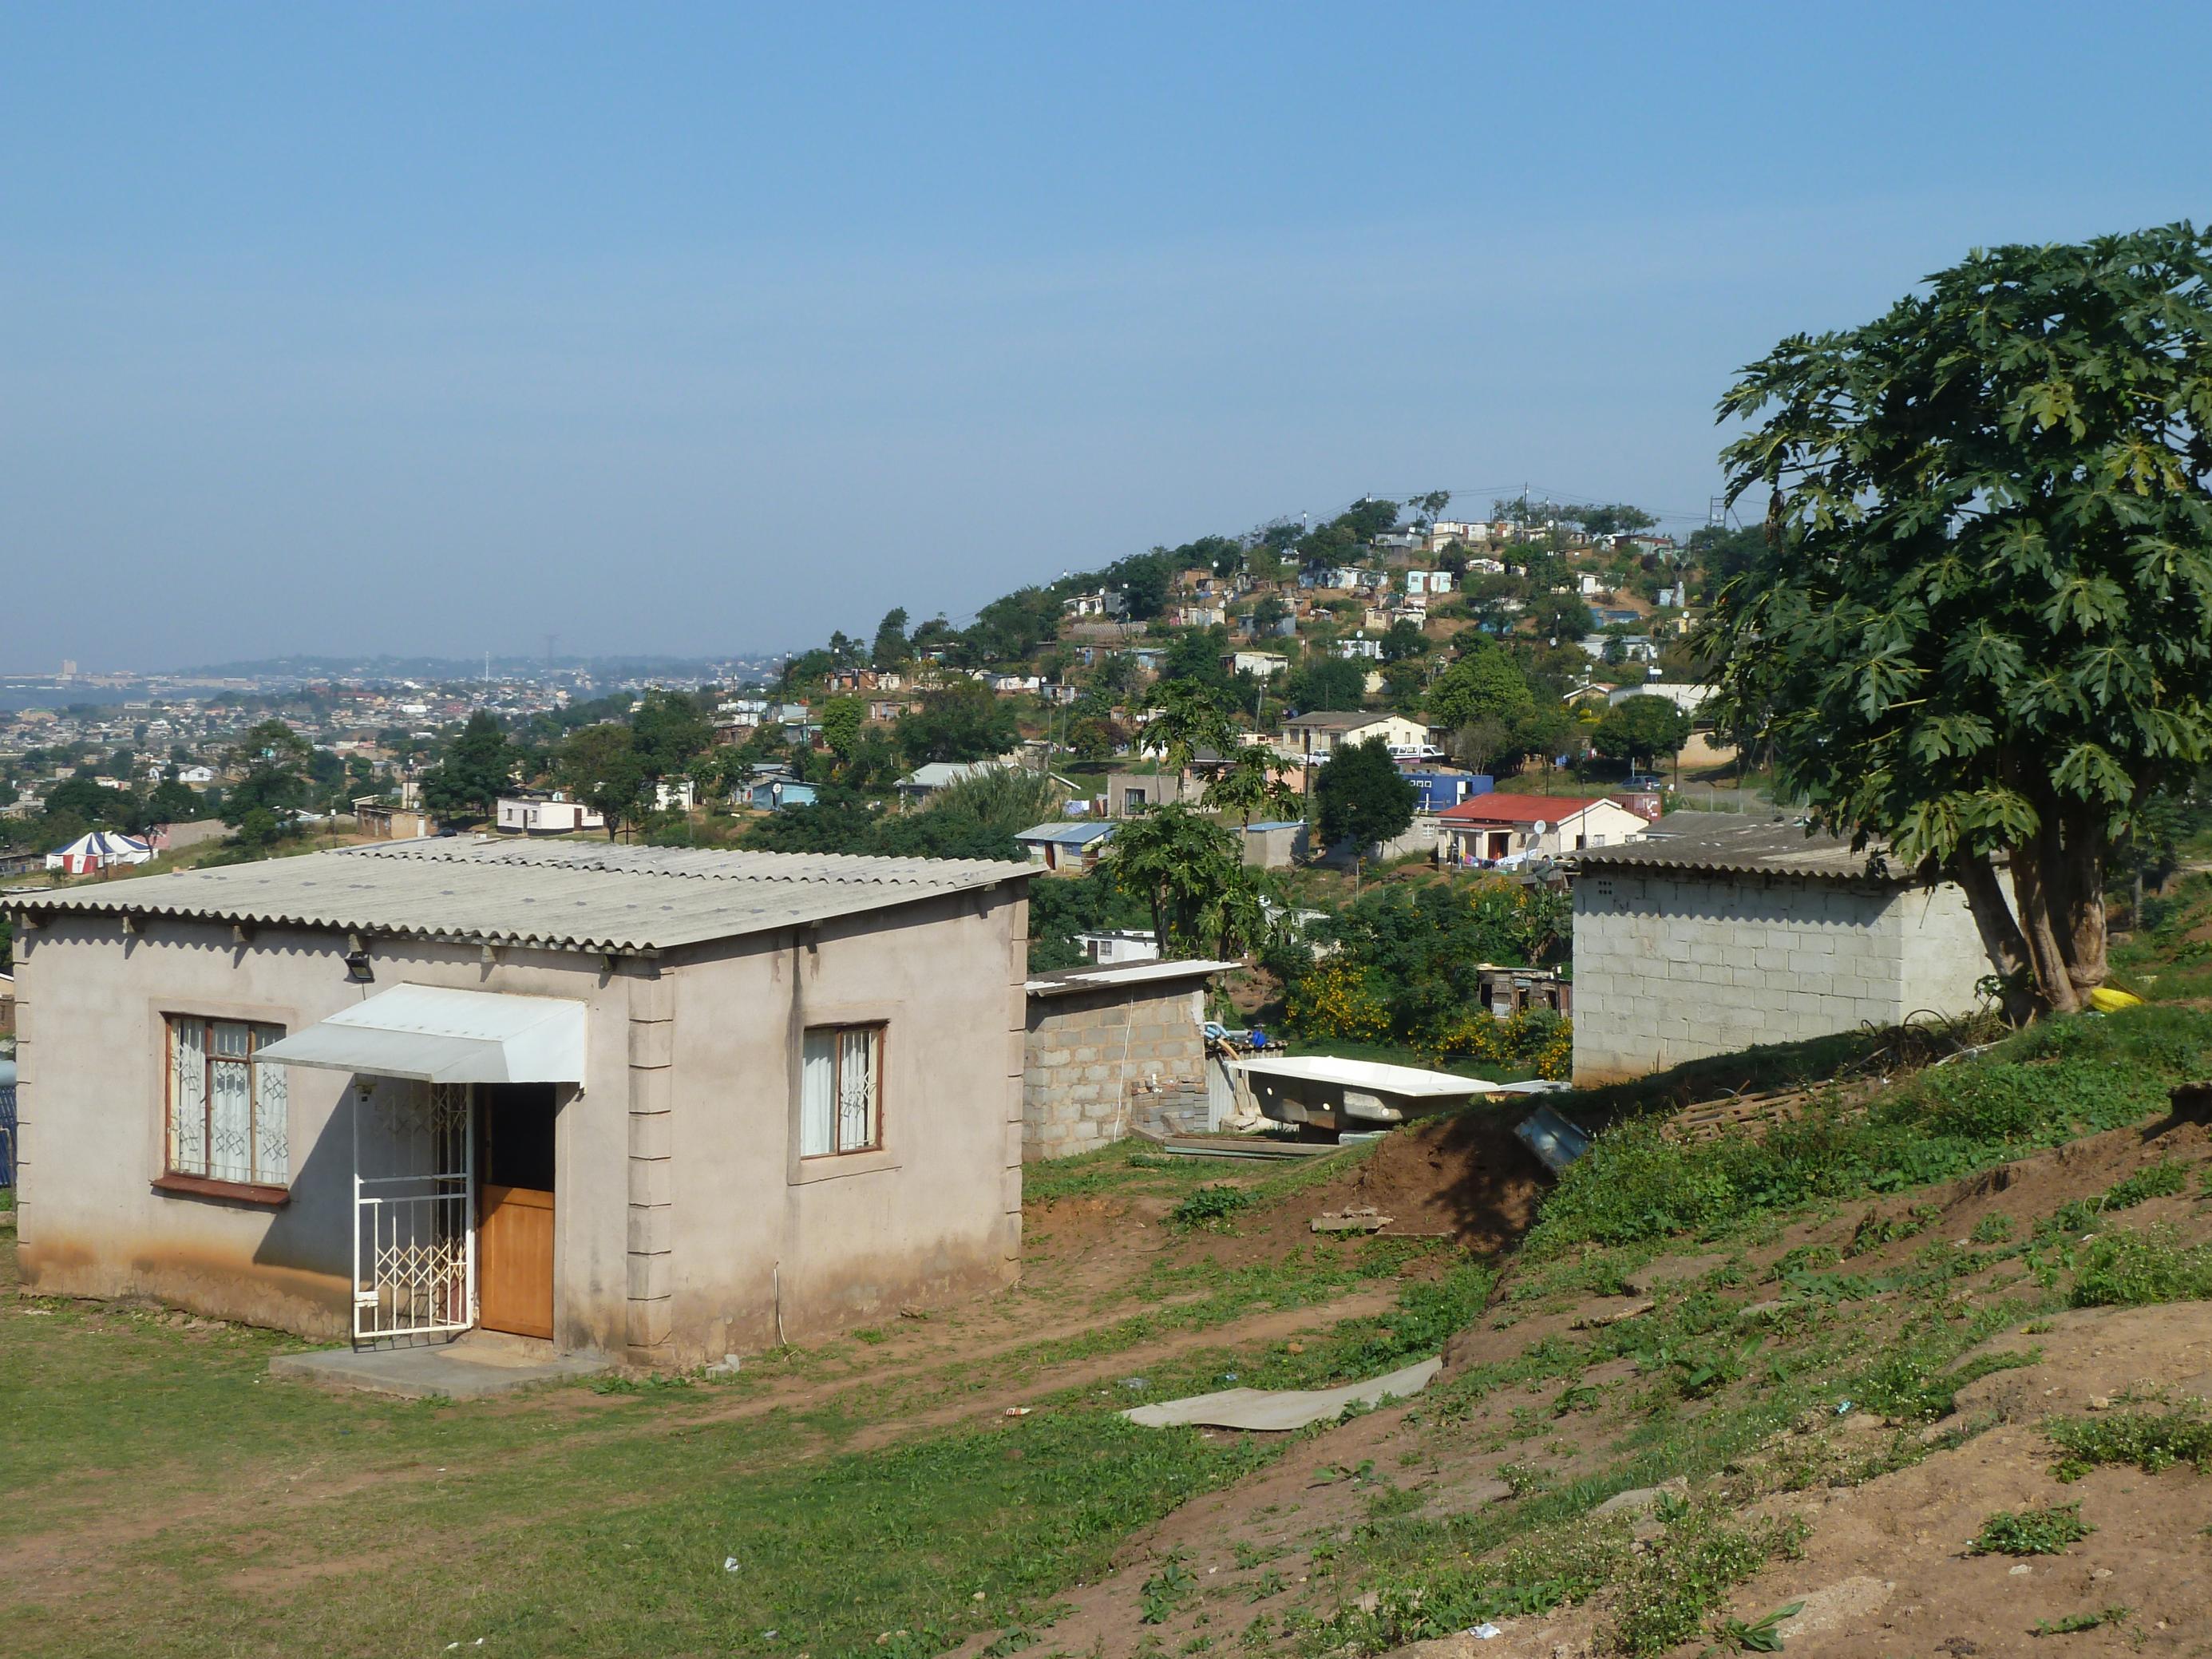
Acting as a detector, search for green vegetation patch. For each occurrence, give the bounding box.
[1969,1501,2092,1556]
[2069,1225,2212,1308]
[2048,1404,2212,1479]
[1525,1008,2212,1258]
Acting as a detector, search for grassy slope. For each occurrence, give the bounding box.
[10,1006,2212,1657]
[0,1140,1482,1659]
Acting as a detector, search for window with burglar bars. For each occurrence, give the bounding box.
[166,1016,290,1187]
[800,1024,884,1158]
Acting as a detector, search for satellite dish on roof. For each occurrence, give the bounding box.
[1532,820,1549,837]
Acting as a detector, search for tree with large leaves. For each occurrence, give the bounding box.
[1139,681,1239,774]
[1707,224,2212,1014]
[1201,745,1300,826]
[1103,802,1238,955]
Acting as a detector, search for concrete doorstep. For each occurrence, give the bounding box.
[267,1330,613,1400]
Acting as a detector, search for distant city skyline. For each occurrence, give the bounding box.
[7,2,2208,671]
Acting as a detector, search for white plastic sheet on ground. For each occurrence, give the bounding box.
[1120,1357,1442,1431]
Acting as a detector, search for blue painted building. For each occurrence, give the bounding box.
[1404,771,1494,814]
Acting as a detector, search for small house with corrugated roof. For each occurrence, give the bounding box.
[6,839,1032,1368]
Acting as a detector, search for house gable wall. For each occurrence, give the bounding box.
[654,889,1027,1363]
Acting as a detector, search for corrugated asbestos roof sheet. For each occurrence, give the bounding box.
[8,837,1027,954]
[1576,811,1895,882]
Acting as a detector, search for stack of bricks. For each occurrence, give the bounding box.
[1023,984,1209,1160]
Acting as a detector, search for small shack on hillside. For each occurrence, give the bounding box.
[1570,812,2000,1085]
[1023,959,1234,1158]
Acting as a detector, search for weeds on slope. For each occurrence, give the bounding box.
[1526,1007,2212,1257]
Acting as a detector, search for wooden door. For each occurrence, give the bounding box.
[477,1184,554,1338]
[475,1084,556,1340]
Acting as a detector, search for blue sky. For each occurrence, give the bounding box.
[6,2,2208,671]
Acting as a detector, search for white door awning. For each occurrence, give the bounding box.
[254,983,586,1085]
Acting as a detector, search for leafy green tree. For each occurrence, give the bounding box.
[1527,593,1595,642]
[1281,655,1368,713]
[1315,738,1419,869]
[1201,861,1284,960]
[1427,647,1534,732]
[420,711,513,825]
[1139,681,1238,773]
[222,720,312,832]
[144,774,204,825]
[1104,802,1238,955]
[821,696,866,761]
[1594,695,1693,772]
[1409,489,1452,525]
[631,690,713,782]
[781,647,835,691]
[1379,619,1429,663]
[44,769,118,825]
[870,608,911,669]
[896,682,1022,766]
[1707,224,2212,1012]
[1110,552,1173,621]
[1162,626,1235,691]
[559,722,647,840]
[1026,867,1153,971]
[1573,503,1657,537]
[1201,746,1299,826]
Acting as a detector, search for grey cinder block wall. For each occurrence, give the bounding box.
[1571,869,1996,1085]
[1023,983,1210,1159]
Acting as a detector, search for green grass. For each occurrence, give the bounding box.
[2069,1225,2212,1308]
[0,1262,1483,1659]
[1526,1007,2212,1258]
[1969,1502,2092,1556]
[2048,1404,2212,1478]
[2032,1606,2130,1637]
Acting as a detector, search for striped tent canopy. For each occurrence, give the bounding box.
[46,830,154,875]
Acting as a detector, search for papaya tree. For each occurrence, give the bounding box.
[1707,225,2212,1013]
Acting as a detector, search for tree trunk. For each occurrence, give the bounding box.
[2004,812,2111,1015]
[1950,853,2034,1024]
[2008,847,2082,1015]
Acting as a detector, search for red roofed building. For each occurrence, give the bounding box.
[1435,793,1652,864]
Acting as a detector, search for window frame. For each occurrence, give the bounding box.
[799,1021,887,1160]
[156,1012,292,1203]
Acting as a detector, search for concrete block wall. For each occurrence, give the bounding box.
[1571,869,1993,1085]
[1023,984,1209,1159]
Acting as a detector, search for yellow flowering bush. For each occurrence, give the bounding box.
[1284,959,1393,1042]
[1430,1008,1573,1080]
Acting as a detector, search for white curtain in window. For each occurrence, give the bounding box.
[253,1035,290,1185]
[800,1029,837,1157]
[837,1028,877,1151]
[170,1019,208,1174]
[208,1021,254,1184]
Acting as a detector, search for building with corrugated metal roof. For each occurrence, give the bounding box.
[6,838,1033,1367]
[1569,812,2001,1085]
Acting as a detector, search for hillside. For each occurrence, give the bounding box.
[940,1003,2212,1657]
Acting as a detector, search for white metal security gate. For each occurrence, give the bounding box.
[352,1079,475,1343]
